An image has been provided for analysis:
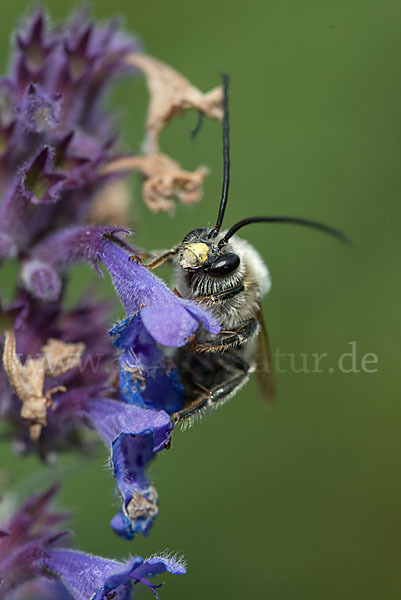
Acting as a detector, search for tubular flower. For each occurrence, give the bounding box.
[45,550,186,600]
[83,396,172,539]
[101,239,220,348]
[0,486,185,599]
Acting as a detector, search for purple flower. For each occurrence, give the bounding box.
[21,225,128,301]
[101,239,220,347]
[0,486,186,598]
[45,549,186,600]
[0,486,69,595]
[83,396,172,539]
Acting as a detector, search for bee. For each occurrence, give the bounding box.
[141,74,349,425]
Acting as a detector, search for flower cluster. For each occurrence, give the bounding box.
[0,10,139,267]
[0,8,224,599]
[0,47,144,570]
[0,9,141,455]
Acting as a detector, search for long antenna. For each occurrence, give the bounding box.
[209,72,230,239]
[218,216,352,247]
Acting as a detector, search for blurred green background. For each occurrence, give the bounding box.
[1,1,400,598]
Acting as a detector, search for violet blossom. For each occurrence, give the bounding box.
[102,239,220,348]
[0,486,185,599]
[0,486,68,595]
[45,550,186,600]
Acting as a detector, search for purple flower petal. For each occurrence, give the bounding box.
[180,297,221,335]
[15,12,56,70]
[0,147,65,250]
[85,397,171,447]
[0,232,17,260]
[45,549,186,600]
[133,553,187,578]
[141,304,199,346]
[101,239,221,346]
[12,12,58,93]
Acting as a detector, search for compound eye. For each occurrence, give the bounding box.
[208,253,240,277]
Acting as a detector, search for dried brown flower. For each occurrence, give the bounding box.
[100,154,208,214]
[125,486,159,529]
[99,54,223,213]
[41,338,86,378]
[126,53,223,153]
[2,330,85,441]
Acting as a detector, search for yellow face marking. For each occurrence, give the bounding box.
[181,242,210,268]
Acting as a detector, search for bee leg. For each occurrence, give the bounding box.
[144,247,179,269]
[192,284,244,303]
[195,318,259,353]
[172,370,249,424]
[172,395,209,423]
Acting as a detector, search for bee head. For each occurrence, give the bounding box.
[179,228,241,277]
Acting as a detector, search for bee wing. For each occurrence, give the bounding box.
[255,304,276,404]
